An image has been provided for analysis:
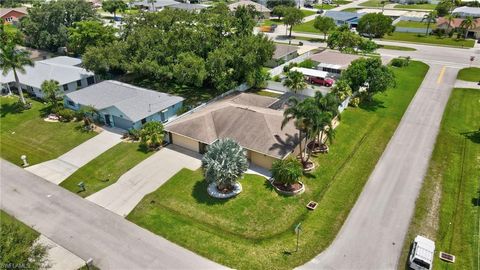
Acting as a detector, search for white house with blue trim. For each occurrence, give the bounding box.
[64,80,184,130]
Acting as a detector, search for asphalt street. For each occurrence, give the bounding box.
[299,64,459,269]
[0,160,227,270]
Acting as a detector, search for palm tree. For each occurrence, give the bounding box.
[202,138,248,192]
[0,41,33,105]
[281,97,308,165]
[314,92,340,120]
[444,13,455,35]
[460,16,476,39]
[139,121,165,150]
[271,158,303,188]
[422,10,437,36]
[40,80,61,109]
[283,70,307,93]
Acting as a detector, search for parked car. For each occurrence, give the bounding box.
[316,9,324,14]
[308,76,335,87]
[304,3,314,8]
[408,235,435,270]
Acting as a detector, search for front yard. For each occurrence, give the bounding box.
[127,61,429,269]
[457,67,480,82]
[395,3,436,9]
[399,88,480,270]
[382,32,475,48]
[0,97,96,166]
[60,142,153,198]
[395,20,436,29]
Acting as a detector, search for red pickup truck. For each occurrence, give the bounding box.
[308,76,335,87]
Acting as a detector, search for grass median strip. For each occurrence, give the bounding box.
[399,88,480,270]
[60,142,153,198]
[128,62,429,269]
[378,44,416,51]
[457,67,480,82]
[382,32,475,48]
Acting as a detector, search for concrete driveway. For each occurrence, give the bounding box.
[87,145,202,216]
[25,129,123,184]
[299,65,459,269]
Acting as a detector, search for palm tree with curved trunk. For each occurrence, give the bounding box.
[444,13,455,35]
[422,10,437,36]
[314,92,340,120]
[283,70,307,93]
[0,41,33,105]
[281,97,309,166]
[460,16,476,39]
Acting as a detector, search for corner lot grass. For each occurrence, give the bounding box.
[60,142,153,198]
[292,20,319,33]
[128,61,429,269]
[395,3,436,9]
[359,0,383,7]
[301,9,316,17]
[0,97,96,166]
[382,32,475,48]
[399,88,480,270]
[457,67,480,82]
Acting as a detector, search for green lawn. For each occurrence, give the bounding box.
[253,89,283,98]
[127,61,430,269]
[383,32,475,48]
[301,9,316,17]
[341,7,360,11]
[0,97,96,166]
[262,18,282,26]
[378,44,416,51]
[395,3,436,9]
[359,0,384,7]
[60,142,153,198]
[314,4,335,10]
[399,88,480,270]
[292,20,319,33]
[395,20,436,29]
[457,67,480,82]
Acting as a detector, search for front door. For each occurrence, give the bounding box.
[104,114,111,126]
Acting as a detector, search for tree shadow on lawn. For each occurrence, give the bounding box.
[461,129,480,144]
[0,101,24,118]
[191,180,229,206]
[358,98,385,112]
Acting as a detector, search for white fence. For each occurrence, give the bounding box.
[269,51,315,77]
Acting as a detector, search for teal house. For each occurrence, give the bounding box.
[64,80,184,130]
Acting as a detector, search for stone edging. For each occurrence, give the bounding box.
[207,182,242,199]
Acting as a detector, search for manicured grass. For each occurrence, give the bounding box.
[60,142,153,198]
[254,89,283,98]
[292,19,319,33]
[359,0,384,7]
[0,97,96,166]
[301,9,316,17]
[1,210,38,238]
[399,88,480,270]
[378,44,416,51]
[341,7,360,11]
[127,62,429,269]
[262,18,282,26]
[457,67,480,82]
[395,3,436,9]
[382,32,475,48]
[314,4,335,10]
[395,20,436,29]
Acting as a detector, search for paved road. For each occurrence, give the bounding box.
[299,64,459,269]
[87,145,202,216]
[0,160,227,270]
[25,129,123,184]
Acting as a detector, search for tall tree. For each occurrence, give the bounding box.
[444,13,455,34]
[234,5,258,36]
[20,0,97,51]
[435,0,454,17]
[102,0,127,20]
[282,97,308,165]
[313,16,336,41]
[68,20,116,55]
[357,13,393,38]
[283,70,307,93]
[172,52,207,87]
[422,10,437,36]
[460,16,476,39]
[266,0,295,9]
[0,41,33,105]
[282,7,304,37]
[40,80,61,108]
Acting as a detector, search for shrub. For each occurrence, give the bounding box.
[139,121,164,150]
[57,108,75,122]
[282,62,297,73]
[349,97,360,107]
[176,105,190,116]
[273,75,281,82]
[390,57,410,67]
[128,128,140,141]
[298,59,316,69]
[271,158,303,186]
[12,101,32,112]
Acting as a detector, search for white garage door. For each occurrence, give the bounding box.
[171,133,199,152]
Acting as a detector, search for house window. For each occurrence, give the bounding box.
[141,118,147,124]
[63,84,69,91]
[87,76,95,85]
[76,80,82,87]
[67,100,75,107]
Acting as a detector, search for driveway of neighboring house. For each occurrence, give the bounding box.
[454,79,480,89]
[25,129,123,184]
[86,144,202,216]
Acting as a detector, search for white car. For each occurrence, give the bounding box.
[409,235,435,270]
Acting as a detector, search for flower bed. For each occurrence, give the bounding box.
[271,180,305,196]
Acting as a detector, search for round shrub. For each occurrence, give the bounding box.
[57,109,75,122]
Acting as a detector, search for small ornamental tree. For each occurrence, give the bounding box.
[40,80,61,110]
[139,121,164,150]
[202,138,248,191]
[271,158,303,187]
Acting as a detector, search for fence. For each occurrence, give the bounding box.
[269,51,315,77]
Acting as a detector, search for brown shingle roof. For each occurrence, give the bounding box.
[309,50,363,69]
[165,93,300,159]
[273,44,299,60]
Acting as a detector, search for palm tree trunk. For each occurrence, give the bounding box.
[425,22,430,36]
[298,130,304,164]
[289,25,293,38]
[13,69,26,105]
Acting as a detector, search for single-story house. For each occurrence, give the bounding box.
[166,3,208,12]
[309,50,363,75]
[0,56,95,98]
[0,7,27,25]
[64,80,184,130]
[290,67,330,79]
[228,0,271,18]
[398,11,429,22]
[391,0,436,4]
[452,6,480,18]
[165,92,301,169]
[265,44,300,67]
[357,8,407,20]
[130,0,181,11]
[436,17,480,38]
[324,11,363,28]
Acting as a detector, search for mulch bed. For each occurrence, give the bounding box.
[272,181,303,192]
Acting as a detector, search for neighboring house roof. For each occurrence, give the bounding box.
[309,50,363,69]
[228,0,271,13]
[357,8,407,17]
[269,92,309,110]
[400,11,428,20]
[131,0,180,8]
[273,44,299,60]
[436,17,480,29]
[324,11,360,22]
[452,6,480,17]
[66,80,184,122]
[168,3,208,10]
[0,7,28,18]
[165,92,300,159]
[0,56,93,89]
[290,67,329,78]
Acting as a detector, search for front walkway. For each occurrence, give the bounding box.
[86,144,202,216]
[25,129,123,184]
